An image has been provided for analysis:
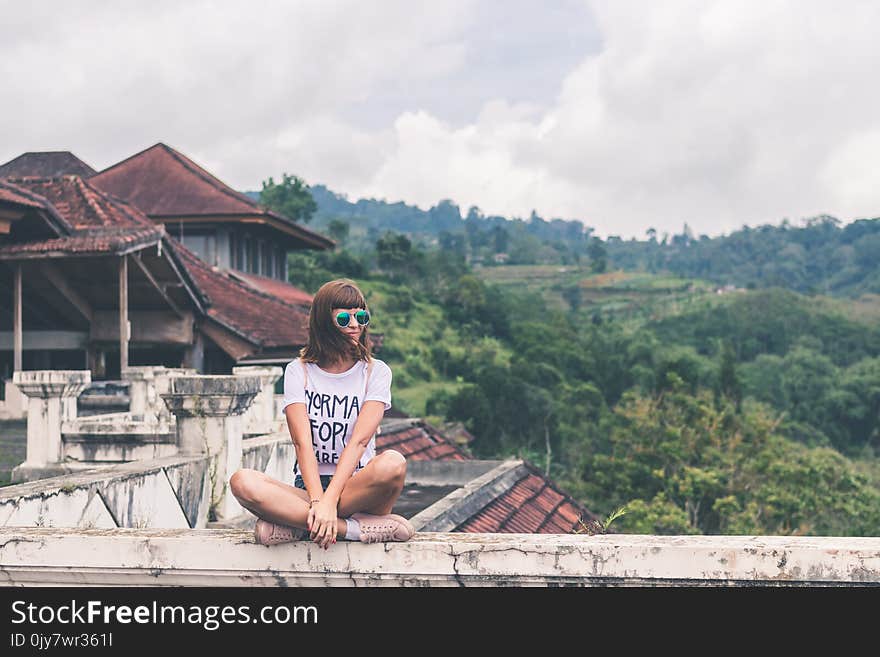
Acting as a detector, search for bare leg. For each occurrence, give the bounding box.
[337,450,407,517]
[229,450,408,538]
[229,469,348,537]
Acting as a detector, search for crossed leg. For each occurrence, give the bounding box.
[229,450,407,538]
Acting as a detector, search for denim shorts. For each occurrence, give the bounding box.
[294,474,333,491]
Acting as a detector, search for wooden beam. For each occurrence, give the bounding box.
[14,263,21,372]
[90,311,193,344]
[159,244,204,314]
[36,261,93,323]
[130,252,185,318]
[200,320,255,361]
[0,330,88,350]
[119,255,128,372]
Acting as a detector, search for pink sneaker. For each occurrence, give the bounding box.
[351,512,415,543]
[254,519,307,546]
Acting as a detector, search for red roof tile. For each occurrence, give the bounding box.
[90,143,333,249]
[0,151,97,178]
[0,229,164,257]
[455,462,599,535]
[6,176,157,232]
[169,239,309,348]
[228,271,313,307]
[0,177,163,258]
[377,421,469,461]
[0,181,47,209]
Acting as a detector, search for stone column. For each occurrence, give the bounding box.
[232,366,283,436]
[11,370,91,483]
[152,367,198,425]
[121,366,157,422]
[61,378,90,423]
[160,375,260,522]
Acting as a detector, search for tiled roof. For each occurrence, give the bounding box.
[377,417,599,534]
[6,176,158,232]
[168,239,310,348]
[0,180,47,209]
[90,143,333,249]
[91,143,259,216]
[227,271,312,307]
[377,420,470,461]
[0,177,163,257]
[454,462,599,534]
[0,151,97,178]
[0,228,164,257]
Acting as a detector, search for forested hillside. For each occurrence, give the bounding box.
[304,183,880,298]
[260,177,880,536]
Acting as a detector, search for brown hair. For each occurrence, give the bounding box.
[299,279,372,365]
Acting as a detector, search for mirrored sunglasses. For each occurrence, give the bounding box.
[334,310,370,328]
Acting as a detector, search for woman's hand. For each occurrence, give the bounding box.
[307,498,338,550]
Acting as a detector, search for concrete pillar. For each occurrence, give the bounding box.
[152,367,198,425]
[61,378,90,423]
[232,366,283,435]
[160,375,260,522]
[121,366,157,422]
[183,333,205,371]
[11,370,91,482]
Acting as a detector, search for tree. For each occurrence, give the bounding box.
[260,173,317,223]
[588,237,607,273]
[375,231,424,281]
[491,225,510,253]
[327,219,350,244]
[577,388,880,535]
[716,340,743,411]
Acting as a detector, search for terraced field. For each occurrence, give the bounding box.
[475,265,720,326]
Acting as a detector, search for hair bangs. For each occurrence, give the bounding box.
[330,283,366,310]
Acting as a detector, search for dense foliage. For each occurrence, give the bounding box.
[276,185,880,537]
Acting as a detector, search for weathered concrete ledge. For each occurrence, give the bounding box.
[0,456,210,530]
[1,528,878,587]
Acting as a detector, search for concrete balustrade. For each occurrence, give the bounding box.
[152,367,197,425]
[10,370,91,483]
[121,366,158,422]
[161,375,261,522]
[232,365,283,436]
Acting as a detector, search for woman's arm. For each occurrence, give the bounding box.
[284,403,323,506]
[307,401,384,549]
[321,399,385,505]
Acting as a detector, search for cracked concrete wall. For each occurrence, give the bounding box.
[1,529,878,587]
[241,434,296,486]
[0,455,211,530]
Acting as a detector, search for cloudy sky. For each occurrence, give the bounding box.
[2,0,880,239]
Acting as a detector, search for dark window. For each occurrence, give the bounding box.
[262,242,270,276]
[249,238,258,274]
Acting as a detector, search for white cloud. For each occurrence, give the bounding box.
[350,0,880,237]
[2,1,879,238]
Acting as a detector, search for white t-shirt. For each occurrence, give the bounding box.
[281,357,392,476]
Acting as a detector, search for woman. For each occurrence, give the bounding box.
[229,279,414,548]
